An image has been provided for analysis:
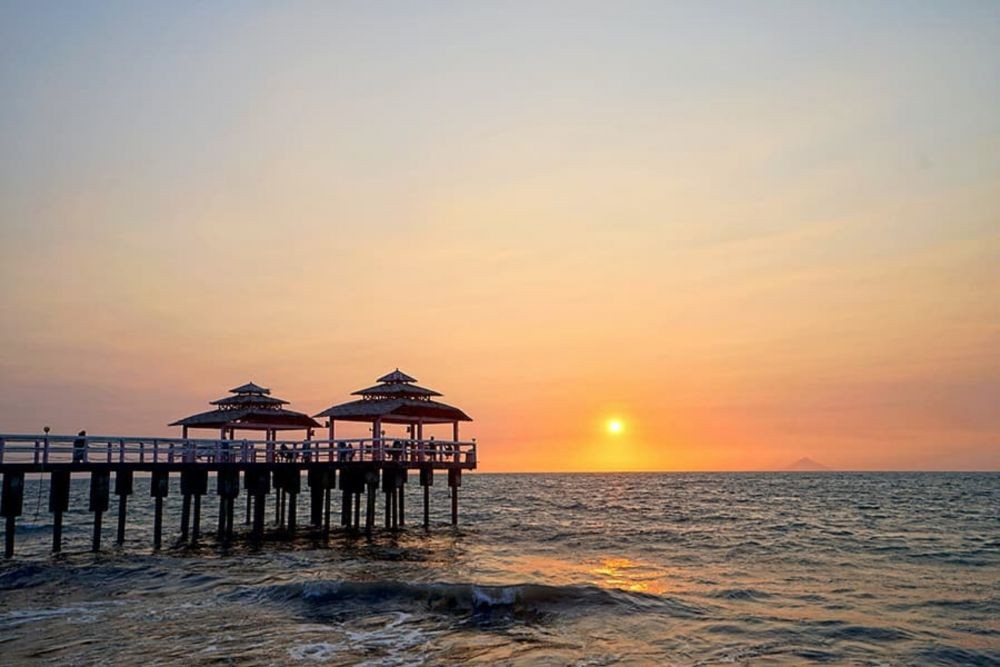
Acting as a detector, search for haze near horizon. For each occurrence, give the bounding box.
[1,3,998,472]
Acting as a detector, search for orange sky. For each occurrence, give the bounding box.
[1,4,998,471]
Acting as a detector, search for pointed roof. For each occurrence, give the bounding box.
[315,370,472,424]
[171,382,318,431]
[377,369,417,384]
[230,382,270,395]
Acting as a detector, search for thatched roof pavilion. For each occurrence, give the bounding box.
[171,382,319,439]
[315,369,472,441]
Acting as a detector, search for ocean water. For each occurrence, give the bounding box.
[0,472,997,665]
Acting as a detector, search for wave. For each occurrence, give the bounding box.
[231,579,705,619]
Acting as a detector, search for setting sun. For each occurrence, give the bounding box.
[607,419,624,435]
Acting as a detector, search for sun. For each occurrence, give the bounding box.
[607,419,624,435]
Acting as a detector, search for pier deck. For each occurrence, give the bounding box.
[0,433,476,558]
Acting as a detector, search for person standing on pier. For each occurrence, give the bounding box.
[72,430,87,463]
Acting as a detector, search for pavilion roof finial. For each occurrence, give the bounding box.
[229,381,270,395]
[377,369,417,384]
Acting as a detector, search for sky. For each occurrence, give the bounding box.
[1,2,998,471]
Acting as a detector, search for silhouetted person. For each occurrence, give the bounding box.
[73,430,87,463]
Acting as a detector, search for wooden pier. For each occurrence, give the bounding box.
[0,434,475,557]
[0,370,478,558]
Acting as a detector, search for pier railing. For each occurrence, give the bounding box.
[0,434,477,468]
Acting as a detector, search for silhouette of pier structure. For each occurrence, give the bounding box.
[0,371,476,557]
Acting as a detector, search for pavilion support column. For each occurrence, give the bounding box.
[420,467,433,529]
[1,472,25,559]
[115,470,133,546]
[49,471,71,553]
[448,469,461,527]
[151,471,169,550]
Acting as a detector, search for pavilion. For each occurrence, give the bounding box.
[314,369,472,442]
[170,382,320,440]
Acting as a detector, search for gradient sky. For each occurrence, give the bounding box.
[1,2,998,471]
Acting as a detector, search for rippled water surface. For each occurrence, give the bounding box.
[1,472,997,665]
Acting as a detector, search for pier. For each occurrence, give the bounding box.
[0,371,477,557]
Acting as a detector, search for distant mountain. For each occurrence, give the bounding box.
[786,457,830,471]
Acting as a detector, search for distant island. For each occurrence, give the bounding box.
[785,457,831,471]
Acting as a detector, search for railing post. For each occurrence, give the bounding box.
[139,441,145,463]
[34,439,40,464]
[119,439,125,463]
[0,437,4,463]
[153,439,159,463]
[107,441,112,463]
[43,435,49,465]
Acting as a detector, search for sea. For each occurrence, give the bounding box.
[0,472,997,665]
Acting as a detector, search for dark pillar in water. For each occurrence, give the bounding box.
[49,470,71,553]
[245,470,270,542]
[245,494,252,525]
[151,470,169,550]
[190,469,208,543]
[382,467,394,530]
[397,469,407,527]
[114,469,133,546]
[180,470,200,542]
[273,471,284,527]
[420,467,433,529]
[364,468,378,535]
[217,469,240,544]
[339,469,353,528]
[1,472,25,558]
[89,470,110,552]
[285,469,300,534]
[448,468,461,526]
[308,468,325,527]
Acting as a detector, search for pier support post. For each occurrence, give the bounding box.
[2,472,25,558]
[151,470,169,550]
[49,471,71,553]
[420,467,433,529]
[273,472,284,527]
[286,469,300,534]
[245,470,270,542]
[89,470,110,552]
[364,468,378,535]
[382,468,394,530]
[448,469,461,526]
[180,470,200,542]
[397,469,407,527]
[114,469,133,546]
[308,468,325,527]
[339,469,352,528]
[190,470,207,543]
[217,470,239,544]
